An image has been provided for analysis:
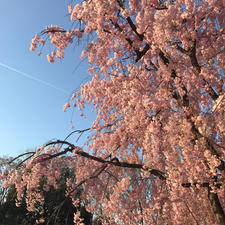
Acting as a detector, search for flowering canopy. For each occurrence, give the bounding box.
[2,0,225,224]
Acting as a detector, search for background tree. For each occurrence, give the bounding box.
[0,156,101,225]
[2,0,225,224]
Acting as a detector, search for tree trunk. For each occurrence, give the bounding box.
[208,190,225,225]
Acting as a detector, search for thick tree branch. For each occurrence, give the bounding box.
[37,140,166,180]
[182,182,222,188]
[135,44,150,62]
[126,16,144,41]
[176,40,219,100]
[208,189,225,225]
[159,50,189,107]
[114,1,150,62]
[110,18,149,62]
[34,140,225,190]
[159,49,224,175]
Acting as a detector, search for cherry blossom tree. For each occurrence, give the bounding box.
[2,0,225,224]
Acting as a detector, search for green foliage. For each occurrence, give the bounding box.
[0,167,100,225]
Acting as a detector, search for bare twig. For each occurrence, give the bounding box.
[184,201,200,225]
[9,152,35,164]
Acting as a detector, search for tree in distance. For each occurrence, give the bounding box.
[0,157,101,225]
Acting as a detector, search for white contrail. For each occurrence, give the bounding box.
[0,62,69,94]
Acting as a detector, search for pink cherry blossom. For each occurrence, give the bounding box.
[2,0,225,224]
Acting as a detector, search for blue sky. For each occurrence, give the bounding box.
[0,0,94,157]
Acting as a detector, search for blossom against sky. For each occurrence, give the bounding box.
[0,0,93,156]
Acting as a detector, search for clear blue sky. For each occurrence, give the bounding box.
[0,0,94,157]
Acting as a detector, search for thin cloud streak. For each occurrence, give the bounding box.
[0,62,69,94]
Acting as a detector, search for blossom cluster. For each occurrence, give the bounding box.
[20,0,225,224]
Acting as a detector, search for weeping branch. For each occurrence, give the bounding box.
[14,140,224,190]
[9,138,225,223]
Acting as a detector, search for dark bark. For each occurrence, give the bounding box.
[208,189,225,225]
